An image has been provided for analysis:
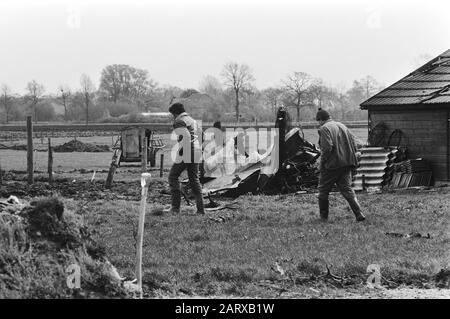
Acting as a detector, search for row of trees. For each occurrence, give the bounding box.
[0,63,384,124]
[218,62,383,122]
[0,74,96,124]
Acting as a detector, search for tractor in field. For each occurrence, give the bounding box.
[105,126,165,187]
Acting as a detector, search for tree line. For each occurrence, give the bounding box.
[0,63,384,124]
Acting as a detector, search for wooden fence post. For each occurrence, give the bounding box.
[136,172,151,299]
[142,137,148,172]
[105,149,121,188]
[160,153,164,178]
[27,116,34,184]
[48,138,53,184]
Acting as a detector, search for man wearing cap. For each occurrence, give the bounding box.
[165,102,205,215]
[315,108,365,222]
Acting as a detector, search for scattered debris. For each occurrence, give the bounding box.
[197,107,321,197]
[207,211,237,223]
[386,232,432,239]
[317,264,345,287]
[0,195,26,212]
[389,159,433,189]
[90,170,97,182]
[204,195,220,209]
[272,262,286,276]
[204,198,239,211]
[202,127,320,197]
[262,128,320,194]
[123,279,141,295]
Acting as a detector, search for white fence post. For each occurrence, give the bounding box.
[136,172,151,298]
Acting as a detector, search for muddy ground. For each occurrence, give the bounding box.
[0,176,169,203]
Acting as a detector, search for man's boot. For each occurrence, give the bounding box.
[319,198,329,221]
[346,196,365,221]
[195,193,205,215]
[163,190,181,214]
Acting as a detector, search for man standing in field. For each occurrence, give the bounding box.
[165,102,205,215]
[316,108,365,222]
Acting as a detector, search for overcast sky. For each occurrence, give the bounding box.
[1,0,449,94]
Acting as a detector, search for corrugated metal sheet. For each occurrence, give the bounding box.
[361,48,450,108]
[352,147,403,191]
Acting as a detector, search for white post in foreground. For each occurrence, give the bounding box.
[136,172,152,298]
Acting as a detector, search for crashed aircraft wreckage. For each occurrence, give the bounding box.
[198,109,321,197]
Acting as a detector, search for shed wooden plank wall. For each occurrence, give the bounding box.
[369,109,449,182]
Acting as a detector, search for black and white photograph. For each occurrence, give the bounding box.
[0,0,449,306]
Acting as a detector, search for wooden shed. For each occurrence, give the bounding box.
[360,48,450,183]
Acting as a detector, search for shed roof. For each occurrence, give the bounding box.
[361,49,450,109]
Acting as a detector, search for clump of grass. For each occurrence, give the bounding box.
[0,197,128,299]
[434,268,450,288]
[296,260,323,275]
[142,271,172,293]
[209,267,257,283]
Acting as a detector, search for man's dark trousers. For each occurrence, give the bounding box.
[318,166,362,219]
[168,162,204,213]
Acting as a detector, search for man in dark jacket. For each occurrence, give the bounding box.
[316,109,365,222]
[165,102,205,214]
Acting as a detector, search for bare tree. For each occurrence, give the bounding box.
[58,85,71,121]
[361,75,382,100]
[160,85,183,106]
[0,84,13,123]
[221,62,254,122]
[25,80,45,122]
[308,79,330,108]
[198,75,223,96]
[282,72,314,123]
[262,87,283,116]
[346,75,383,121]
[80,74,95,125]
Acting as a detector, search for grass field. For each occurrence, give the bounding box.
[57,178,448,298]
